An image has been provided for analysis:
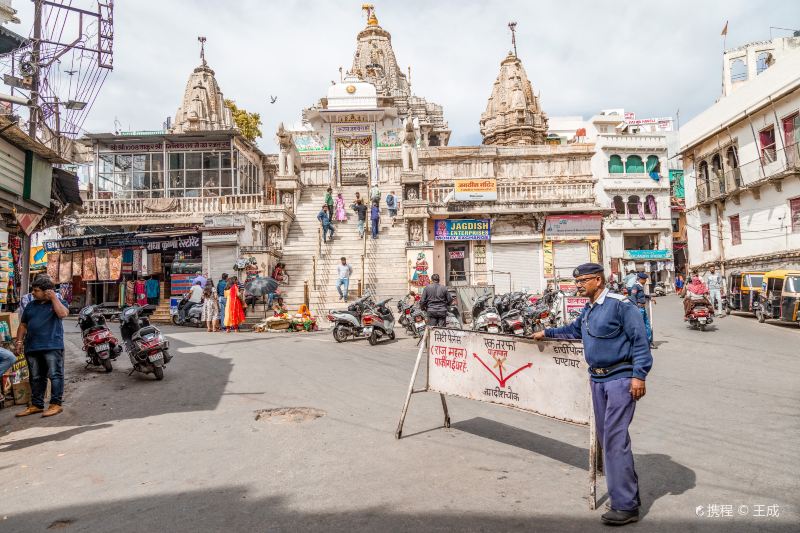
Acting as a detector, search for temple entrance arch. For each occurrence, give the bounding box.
[336,135,372,186]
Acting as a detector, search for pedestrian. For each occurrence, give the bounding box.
[370,200,380,239]
[224,276,246,333]
[17,273,50,319]
[386,190,398,226]
[181,280,203,322]
[192,272,208,289]
[15,276,70,419]
[324,187,335,222]
[0,345,16,384]
[629,272,655,348]
[336,257,353,302]
[706,265,724,317]
[201,286,220,332]
[335,192,347,222]
[533,263,652,526]
[217,273,228,331]
[317,204,335,243]
[352,198,367,238]
[623,270,637,292]
[674,273,685,295]
[370,183,381,209]
[420,273,449,326]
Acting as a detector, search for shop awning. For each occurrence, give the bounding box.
[52,168,83,206]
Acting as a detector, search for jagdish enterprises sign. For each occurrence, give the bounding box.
[434,219,491,241]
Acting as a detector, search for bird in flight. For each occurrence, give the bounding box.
[269,95,277,104]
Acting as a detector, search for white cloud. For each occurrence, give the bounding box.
[9,0,800,151]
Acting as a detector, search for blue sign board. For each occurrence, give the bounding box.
[434,219,490,241]
[623,249,672,260]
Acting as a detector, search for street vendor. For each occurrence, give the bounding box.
[533,263,652,526]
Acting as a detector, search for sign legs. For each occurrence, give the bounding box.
[395,329,429,439]
[439,393,451,428]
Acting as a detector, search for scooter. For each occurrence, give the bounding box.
[172,296,203,327]
[654,282,667,297]
[445,289,463,329]
[686,296,714,331]
[471,293,502,333]
[362,298,396,345]
[328,295,374,343]
[77,305,122,373]
[119,305,172,380]
[398,295,427,338]
[501,308,526,336]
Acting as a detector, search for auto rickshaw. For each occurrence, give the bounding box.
[726,271,765,315]
[754,270,800,324]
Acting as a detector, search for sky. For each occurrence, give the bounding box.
[7,0,800,151]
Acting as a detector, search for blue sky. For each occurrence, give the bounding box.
[8,0,800,150]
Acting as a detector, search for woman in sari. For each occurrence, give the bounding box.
[335,192,347,222]
[683,273,710,318]
[224,276,246,332]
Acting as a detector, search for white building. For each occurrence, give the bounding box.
[681,35,800,274]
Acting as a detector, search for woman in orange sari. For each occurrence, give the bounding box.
[224,276,246,332]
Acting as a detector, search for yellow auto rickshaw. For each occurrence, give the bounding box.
[755,269,800,324]
[726,271,765,316]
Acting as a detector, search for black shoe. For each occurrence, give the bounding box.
[601,509,639,526]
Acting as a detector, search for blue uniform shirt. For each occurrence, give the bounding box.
[544,288,653,382]
[628,282,650,306]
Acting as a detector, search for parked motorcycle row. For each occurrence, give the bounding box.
[471,287,567,336]
[77,304,173,380]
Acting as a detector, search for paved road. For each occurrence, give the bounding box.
[0,295,797,532]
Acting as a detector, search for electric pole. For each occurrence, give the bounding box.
[28,0,42,139]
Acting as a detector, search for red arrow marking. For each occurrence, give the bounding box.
[473,353,533,387]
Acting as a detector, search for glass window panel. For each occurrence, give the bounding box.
[203,152,219,169]
[114,172,130,190]
[169,152,183,170]
[169,189,184,198]
[133,155,148,172]
[133,171,149,191]
[221,169,232,187]
[151,171,164,190]
[184,189,201,198]
[185,152,202,169]
[151,153,164,171]
[100,154,115,173]
[203,169,220,188]
[169,170,183,188]
[151,189,164,198]
[186,169,202,189]
[115,154,131,172]
[219,188,233,197]
[203,188,219,197]
[221,152,232,168]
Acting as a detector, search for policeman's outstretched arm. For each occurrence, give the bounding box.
[621,302,653,400]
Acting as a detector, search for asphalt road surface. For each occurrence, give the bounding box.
[0,295,797,532]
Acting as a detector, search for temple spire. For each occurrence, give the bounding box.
[508,21,518,57]
[198,36,207,67]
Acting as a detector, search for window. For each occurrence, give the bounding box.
[698,160,710,196]
[759,126,777,163]
[613,195,625,215]
[702,223,711,251]
[166,150,240,197]
[791,197,800,233]
[608,155,624,174]
[625,155,644,173]
[783,113,799,166]
[627,195,641,218]
[730,215,741,245]
[644,194,657,217]
[645,155,661,174]
[756,51,772,75]
[97,152,164,199]
[730,58,747,82]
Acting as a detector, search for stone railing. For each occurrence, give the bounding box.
[81,194,273,218]
[427,181,595,205]
[600,134,668,150]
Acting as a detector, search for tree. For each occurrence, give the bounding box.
[224,99,262,142]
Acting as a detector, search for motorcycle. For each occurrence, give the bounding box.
[398,294,427,338]
[77,305,122,373]
[172,296,203,327]
[362,298,396,345]
[654,281,667,297]
[501,308,526,336]
[328,295,374,343]
[471,293,502,334]
[119,305,172,380]
[445,288,463,330]
[687,296,714,331]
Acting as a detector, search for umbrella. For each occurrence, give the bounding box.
[245,277,280,318]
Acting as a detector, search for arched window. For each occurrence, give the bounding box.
[627,195,641,218]
[711,153,725,193]
[608,155,624,174]
[644,194,657,218]
[646,155,661,174]
[625,155,644,173]
[613,195,625,214]
[730,58,748,82]
[756,51,772,75]
[699,160,710,196]
[726,146,739,169]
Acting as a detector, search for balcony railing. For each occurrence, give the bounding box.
[427,181,595,205]
[600,134,668,150]
[695,143,799,204]
[81,193,275,218]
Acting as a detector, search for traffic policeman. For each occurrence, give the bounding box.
[533,263,652,526]
[629,272,655,347]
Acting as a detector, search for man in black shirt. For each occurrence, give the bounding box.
[352,199,368,239]
[420,274,449,327]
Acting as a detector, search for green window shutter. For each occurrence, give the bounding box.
[608,155,624,174]
[625,155,644,173]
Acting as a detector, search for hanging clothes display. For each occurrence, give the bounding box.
[82,250,97,281]
[47,252,60,280]
[125,280,135,306]
[121,249,133,275]
[135,279,147,306]
[140,249,149,276]
[60,282,72,304]
[145,277,160,305]
[59,253,73,283]
[149,252,162,274]
[95,249,110,281]
[132,249,142,276]
[71,251,83,278]
[109,249,123,280]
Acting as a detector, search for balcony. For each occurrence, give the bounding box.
[600,134,668,151]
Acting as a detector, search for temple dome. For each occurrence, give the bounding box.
[170,62,234,134]
[327,74,378,110]
[480,52,548,146]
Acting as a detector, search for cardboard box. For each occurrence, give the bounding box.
[12,380,30,406]
[0,311,20,338]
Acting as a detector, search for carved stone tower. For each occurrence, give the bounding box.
[480,52,549,146]
[170,52,234,134]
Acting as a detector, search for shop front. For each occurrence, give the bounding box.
[622,248,673,290]
[544,215,602,288]
[433,219,490,286]
[488,217,544,294]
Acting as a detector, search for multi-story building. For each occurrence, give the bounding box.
[681,35,800,274]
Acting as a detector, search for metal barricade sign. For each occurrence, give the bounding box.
[396,328,600,509]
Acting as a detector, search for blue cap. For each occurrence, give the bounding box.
[573,263,604,277]
[637,272,649,279]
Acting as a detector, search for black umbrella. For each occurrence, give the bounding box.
[245,277,280,318]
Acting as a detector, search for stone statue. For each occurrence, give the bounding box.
[281,191,294,211]
[276,122,297,176]
[401,118,419,172]
[409,220,423,242]
[267,225,282,249]
[405,186,418,201]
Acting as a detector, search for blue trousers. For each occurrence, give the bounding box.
[639,307,653,343]
[219,296,226,324]
[336,278,350,301]
[371,218,379,238]
[0,347,16,376]
[322,223,335,242]
[591,377,640,512]
[27,349,65,407]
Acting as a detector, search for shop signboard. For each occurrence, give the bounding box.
[453,178,497,202]
[545,215,602,239]
[434,219,490,241]
[623,249,672,260]
[44,232,142,252]
[144,234,202,253]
